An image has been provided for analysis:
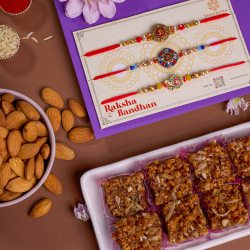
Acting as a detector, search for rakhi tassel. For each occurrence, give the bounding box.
[101,92,138,105]
[84,44,121,57]
[93,68,128,80]
[200,13,230,23]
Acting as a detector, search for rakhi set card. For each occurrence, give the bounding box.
[55,0,250,138]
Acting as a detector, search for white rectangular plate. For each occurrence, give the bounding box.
[80,122,250,250]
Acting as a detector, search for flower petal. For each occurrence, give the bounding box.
[82,0,100,24]
[111,0,126,3]
[58,0,68,2]
[65,0,84,18]
[98,0,116,18]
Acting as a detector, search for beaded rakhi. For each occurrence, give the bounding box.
[93,37,237,80]
[101,61,246,105]
[84,13,230,57]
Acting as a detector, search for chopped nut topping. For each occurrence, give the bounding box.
[227,137,250,178]
[162,194,208,244]
[188,142,235,192]
[203,185,248,230]
[113,212,162,250]
[147,157,193,205]
[102,172,147,217]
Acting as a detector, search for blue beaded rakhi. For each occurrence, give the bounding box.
[93,37,236,80]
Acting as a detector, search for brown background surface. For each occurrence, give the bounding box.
[1,0,250,249]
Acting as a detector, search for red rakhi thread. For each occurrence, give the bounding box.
[94,37,237,80]
[100,61,246,105]
[84,13,231,57]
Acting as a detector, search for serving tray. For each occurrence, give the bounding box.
[80,122,250,250]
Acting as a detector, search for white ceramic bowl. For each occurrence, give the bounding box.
[0,89,56,207]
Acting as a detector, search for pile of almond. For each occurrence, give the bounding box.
[0,93,51,202]
[29,88,94,218]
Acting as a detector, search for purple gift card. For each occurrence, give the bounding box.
[54,0,250,139]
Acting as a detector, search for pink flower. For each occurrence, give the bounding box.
[60,0,126,24]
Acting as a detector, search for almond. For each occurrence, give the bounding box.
[35,154,44,179]
[0,137,8,159]
[25,157,35,181]
[7,130,22,157]
[22,121,38,142]
[18,143,40,160]
[6,177,36,192]
[35,137,48,149]
[46,107,61,132]
[68,99,86,118]
[17,101,40,121]
[2,101,15,115]
[9,157,25,177]
[68,127,94,143]
[0,126,8,139]
[1,93,15,103]
[43,173,62,195]
[0,162,11,188]
[29,198,52,218]
[34,121,48,137]
[6,111,26,130]
[40,143,50,160]
[0,190,22,201]
[56,142,75,160]
[41,87,64,109]
[9,169,18,180]
[62,110,74,132]
[0,109,6,127]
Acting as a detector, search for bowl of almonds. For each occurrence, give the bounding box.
[0,89,56,207]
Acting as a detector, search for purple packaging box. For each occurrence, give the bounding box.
[54,0,250,139]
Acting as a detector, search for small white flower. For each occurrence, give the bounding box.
[73,203,90,221]
[226,98,249,116]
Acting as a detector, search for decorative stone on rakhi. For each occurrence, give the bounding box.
[73,203,90,221]
[226,98,249,116]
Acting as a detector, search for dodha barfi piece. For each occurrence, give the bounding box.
[147,157,193,206]
[203,184,248,230]
[113,212,162,250]
[242,181,250,205]
[102,172,148,217]
[188,141,235,192]
[227,137,250,178]
[162,194,208,244]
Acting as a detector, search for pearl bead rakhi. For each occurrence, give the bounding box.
[84,13,231,57]
[100,61,246,105]
[93,37,237,81]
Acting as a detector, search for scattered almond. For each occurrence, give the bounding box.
[18,143,39,160]
[35,154,44,179]
[69,127,94,143]
[1,93,15,103]
[34,121,48,137]
[44,173,62,195]
[9,157,25,177]
[17,101,40,121]
[40,143,50,160]
[68,99,86,118]
[0,126,8,139]
[29,198,52,218]
[56,142,75,161]
[41,87,64,109]
[2,101,15,115]
[62,110,74,132]
[22,121,38,142]
[25,157,35,181]
[7,130,22,157]
[0,190,22,201]
[6,177,36,192]
[6,111,26,130]
[46,107,61,132]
